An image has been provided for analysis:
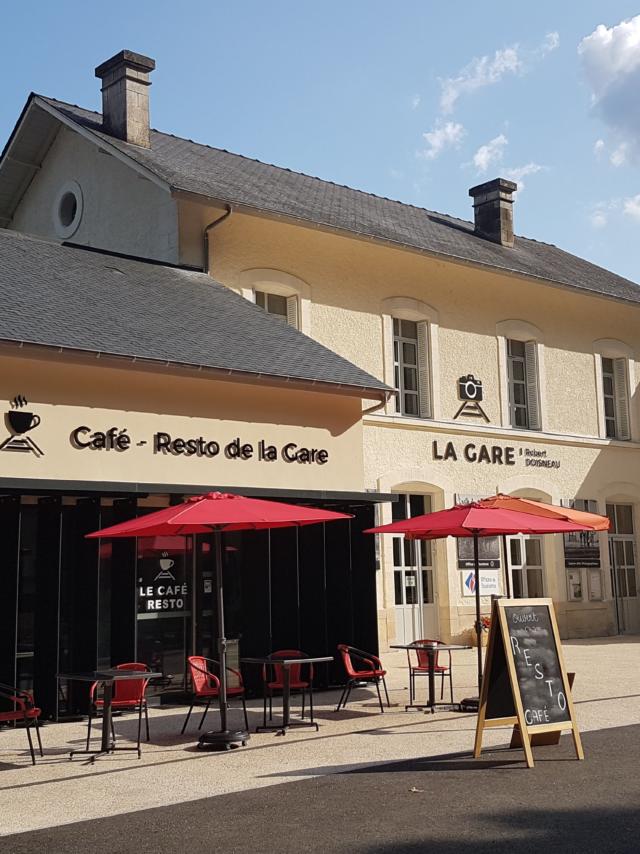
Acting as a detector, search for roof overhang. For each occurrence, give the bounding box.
[0,339,391,403]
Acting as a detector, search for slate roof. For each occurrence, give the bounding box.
[0,229,389,396]
[23,96,640,306]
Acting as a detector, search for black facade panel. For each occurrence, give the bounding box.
[34,496,62,718]
[109,498,137,665]
[0,496,20,688]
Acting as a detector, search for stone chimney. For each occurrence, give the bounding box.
[468,177,517,248]
[95,50,156,148]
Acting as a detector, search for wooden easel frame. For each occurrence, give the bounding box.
[473,597,584,768]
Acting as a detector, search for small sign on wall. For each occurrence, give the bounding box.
[462,569,501,597]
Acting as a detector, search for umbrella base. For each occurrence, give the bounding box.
[459,697,479,713]
[198,728,250,750]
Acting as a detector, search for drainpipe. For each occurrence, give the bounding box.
[362,392,394,415]
[203,205,232,274]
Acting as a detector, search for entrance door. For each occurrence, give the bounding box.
[606,504,639,634]
[392,494,437,644]
[507,535,545,598]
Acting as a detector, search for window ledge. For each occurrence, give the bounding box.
[364,412,640,450]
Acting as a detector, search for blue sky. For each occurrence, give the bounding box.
[2,1,640,281]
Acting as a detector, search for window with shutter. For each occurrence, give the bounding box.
[506,339,541,430]
[392,318,432,418]
[255,290,300,327]
[613,357,631,440]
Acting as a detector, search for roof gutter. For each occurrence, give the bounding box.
[173,189,640,309]
[203,205,232,273]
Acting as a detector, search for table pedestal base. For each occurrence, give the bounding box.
[459,697,479,712]
[198,728,250,750]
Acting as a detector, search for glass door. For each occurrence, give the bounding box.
[392,494,437,644]
[508,535,545,598]
[136,536,191,692]
[607,504,639,634]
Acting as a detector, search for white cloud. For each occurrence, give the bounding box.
[502,162,544,192]
[440,47,521,113]
[419,121,466,160]
[623,194,640,220]
[590,210,608,228]
[540,31,560,55]
[610,142,628,166]
[439,32,559,114]
[594,138,605,156]
[472,134,508,174]
[410,94,421,110]
[579,16,640,157]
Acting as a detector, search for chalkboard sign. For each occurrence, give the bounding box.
[474,598,583,768]
[504,604,570,727]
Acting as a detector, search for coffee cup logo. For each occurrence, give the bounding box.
[8,410,40,434]
[155,552,176,581]
[0,396,44,457]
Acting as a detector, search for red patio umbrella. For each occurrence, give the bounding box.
[366,501,607,692]
[475,494,610,530]
[87,491,352,748]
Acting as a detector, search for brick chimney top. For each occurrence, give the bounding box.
[468,177,517,248]
[95,50,156,148]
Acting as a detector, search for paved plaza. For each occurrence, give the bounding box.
[1,638,639,851]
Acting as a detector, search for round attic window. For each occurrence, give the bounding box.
[53,181,83,238]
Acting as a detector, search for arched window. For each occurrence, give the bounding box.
[496,319,545,431]
[237,268,311,333]
[381,297,440,419]
[593,339,634,441]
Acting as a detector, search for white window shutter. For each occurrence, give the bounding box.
[613,358,631,440]
[524,340,541,430]
[286,296,299,329]
[417,320,432,419]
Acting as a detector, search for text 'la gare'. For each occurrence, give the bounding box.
[432,440,516,465]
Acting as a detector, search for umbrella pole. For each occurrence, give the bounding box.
[199,530,249,749]
[215,530,228,733]
[473,533,483,693]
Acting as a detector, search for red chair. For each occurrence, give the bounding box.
[87,663,150,757]
[0,683,43,765]
[262,649,314,727]
[407,640,453,706]
[181,656,248,734]
[335,645,390,713]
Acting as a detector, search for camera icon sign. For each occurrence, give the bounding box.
[458,374,483,402]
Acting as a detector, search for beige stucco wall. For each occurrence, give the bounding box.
[175,201,640,644]
[0,354,364,494]
[10,126,179,262]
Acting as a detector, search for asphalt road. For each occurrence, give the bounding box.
[6,724,640,853]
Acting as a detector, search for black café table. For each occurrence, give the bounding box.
[57,670,163,761]
[241,656,333,734]
[390,643,471,713]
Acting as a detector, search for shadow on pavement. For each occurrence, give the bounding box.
[4,724,639,853]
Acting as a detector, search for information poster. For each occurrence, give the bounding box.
[561,499,601,568]
[455,494,501,569]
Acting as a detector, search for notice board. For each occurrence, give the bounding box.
[474,598,583,768]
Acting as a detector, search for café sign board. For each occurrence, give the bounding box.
[474,598,583,768]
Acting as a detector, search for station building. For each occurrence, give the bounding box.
[1,51,639,714]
